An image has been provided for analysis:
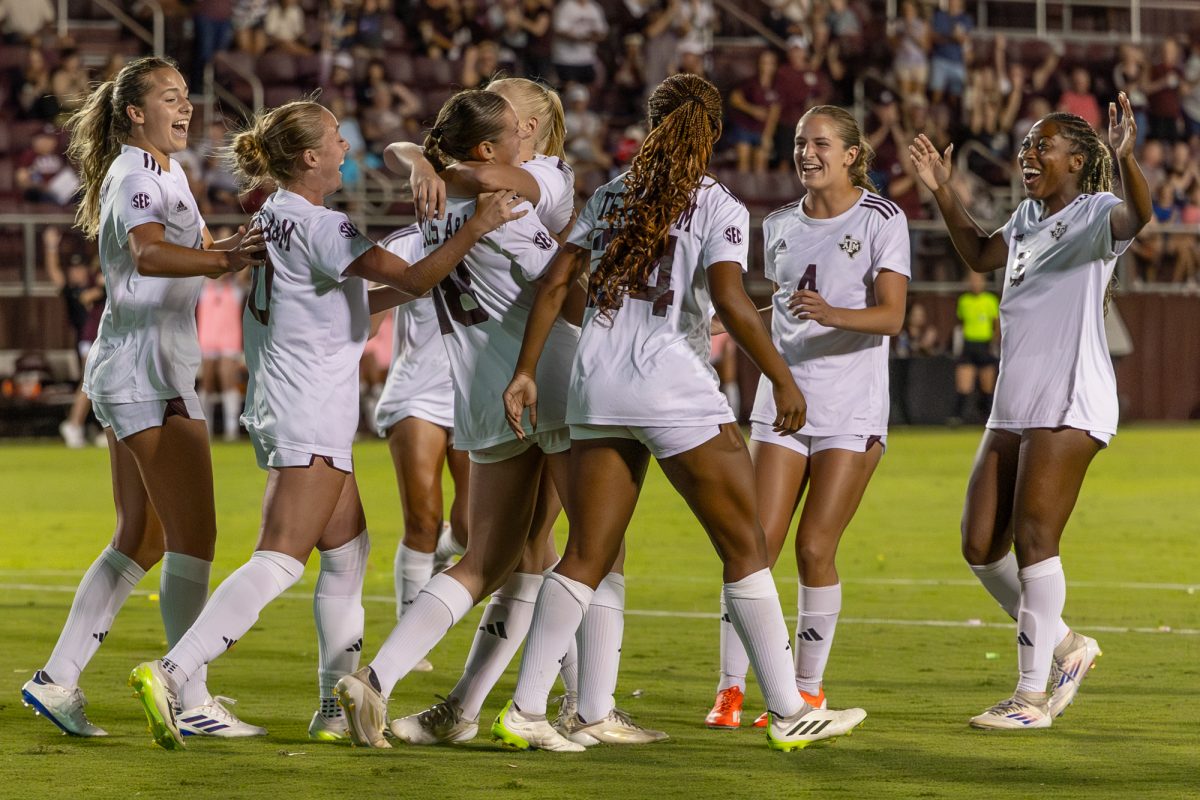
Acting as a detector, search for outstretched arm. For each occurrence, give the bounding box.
[131,222,265,278]
[1107,92,1152,242]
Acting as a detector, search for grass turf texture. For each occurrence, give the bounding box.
[0,426,1197,800]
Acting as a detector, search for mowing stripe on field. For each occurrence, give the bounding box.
[3,581,1197,637]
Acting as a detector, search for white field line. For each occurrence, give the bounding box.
[2,582,1196,637]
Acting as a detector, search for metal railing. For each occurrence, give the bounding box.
[88,0,164,55]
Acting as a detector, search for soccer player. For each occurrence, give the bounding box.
[494,74,867,752]
[128,97,522,750]
[909,92,1151,729]
[706,105,910,730]
[21,56,266,739]
[335,89,577,749]
[951,270,1000,424]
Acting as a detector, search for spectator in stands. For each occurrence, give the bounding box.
[639,0,691,90]
[867,92,921,218]
[610,32,648,120]
[0,0,54,43]
[551,0,608,86]
[1113,43,1149,146]
[894,300,941,359]
[202,120,240,212]
[673,38,707,78]
[819,0,861,58]
[462,39,503,89]
[1177,183,1200,286]
[1182,40,1200,138]
[727,48,781,175]
[264,0,311,55]
[14,47,57,120]
[327,93,369,187]
[1165,139,1199,204]
[1147,37,1185,141]
[563,83,611,184]
[43,225,105,448]
[928,0,972,108]
[191,0,234,89]
[322,51,358,111]
[964,40,1023,159]
[952,270,999,425]
[890,0,929,103]
[50,48,90,116]
[359,59,422,150]
[1138,137,1166,190]
[16,125,79,206]
[772,36,831,171]
[1057,66,1102,131]
[416,0,470,59]
[763,0,808,42]
[99,53,127,83]
[355,0,393,54]
[675,0,717,53]
[232,0,269,56]
[512,0,555,80]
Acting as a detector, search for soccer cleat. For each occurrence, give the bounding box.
[766,702,866,751]
[969,690,1052,730]
[754,687,825,728]
[563,707,669,746]
[491,700,585,752]
[59,421,86,449]
[390,696,478,745]
[334,667,391,748]
[129,660,184,750]
[21,672,107,737]
[705,686,745,729]
[309,710,350,742]
[177,696,266,737]
[552,692,578,731]
[1048,632,1102,718]
[411,657,434,673]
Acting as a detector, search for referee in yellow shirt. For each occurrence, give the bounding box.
[953,271,1000,424]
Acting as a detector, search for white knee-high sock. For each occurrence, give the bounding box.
[369,572,474,698]
[315,532,369,716]
[512,573,593,717]
[577,572,625,723]
[395,543,434,621]
[160,551,304,691]
[717,593,750,692]
[795,582,840,695]
[723,569,802,719]
[1016,556,1067,694]
[545,565,579,699]
[434,524,465,565]
[220,390,241,438]
[44,545,145,688]
[160,553,213,709]
[971,553,1070,644]
[451,571,543,720]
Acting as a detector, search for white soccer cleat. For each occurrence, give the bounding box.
[969,690,1052,730]
[767,702,867,750]
[334,667,391,748]
[59,421,86,449]
[491,700,585,752]
[411,657,434,673]
[129,660,184,750]
[1048,632,1102,718]
[21,672,107,737]
[390,697,478,745]
[177,696,267,737]
[433,522,463,573]
[308,710,350,742]
[562,707,669,746]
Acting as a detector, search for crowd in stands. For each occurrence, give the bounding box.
[1,0,1198,287]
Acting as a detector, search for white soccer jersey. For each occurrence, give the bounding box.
[989,192,1131,435]
[83,145,206,403]
[240,188,374,463]
[566,173,748,426]
[374,223,455,433]
[423,196,572,451]
[750,190,912,436]
[524,153,575,235]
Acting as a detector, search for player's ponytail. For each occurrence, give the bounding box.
[65,55,179,239]
[423,90,512,172]
[800,105,879,194]
[229,98,326,191]
[591,74,722,321]
[487,77,566,159]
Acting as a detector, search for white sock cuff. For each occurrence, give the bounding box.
[1018,556,1063,583]
[320,531,371,570]
[970,552,1017,577]
[723,568,778,600]
[400,543,436,566]
[103,545,147,584]
[592,572,625,610]
[437,525,465,557]
[161,552,211,584]
[221,389,240,401]
[800,583,841,614]
[496,571,544,602]
[546,571,594,610]
[422,572,476,622]
[250,550,305,591]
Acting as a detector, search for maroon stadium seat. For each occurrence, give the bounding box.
[257,51,299,85]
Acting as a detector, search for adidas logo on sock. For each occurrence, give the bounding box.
[345,638,363,653]
[92,630,108,643]
[798,628,824,642]
[161,658,179,674]
[479,621,508,639]
[222,636,239,651]
[721,613,732,623]
[1017,631,1033,646]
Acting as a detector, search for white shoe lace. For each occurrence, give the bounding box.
[204,695,241,723]
[417,696,467,731]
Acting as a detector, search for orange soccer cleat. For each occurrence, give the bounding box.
[705,686,745,729]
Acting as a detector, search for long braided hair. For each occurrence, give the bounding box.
[590,74,723,320]
[1037,112,1119,312]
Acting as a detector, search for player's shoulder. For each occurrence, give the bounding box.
[698,174,747,211]
[763,199,802,229]
[856,190,903,222]
[524,153,574,180]
[380,222,421,247]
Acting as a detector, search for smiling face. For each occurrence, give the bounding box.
[794,113,856,192]
[309,109,350,196]
[1017,120,1083,202]
[127,67,192,158]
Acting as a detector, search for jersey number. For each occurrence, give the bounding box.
[433,262,489,335]
[628,234,678,316]
[796,263,818,292]
[246,256,275,325]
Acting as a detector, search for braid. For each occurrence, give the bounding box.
[590,74,722,321]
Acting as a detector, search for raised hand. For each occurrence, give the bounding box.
[469,189,527,235]
[908,133,954,192]
[1109,90,1137,161]
[502,371,538,438]
[411,159,446,223]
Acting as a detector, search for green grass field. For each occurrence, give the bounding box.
[1,426,1197,800]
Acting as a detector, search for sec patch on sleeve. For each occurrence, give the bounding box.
[339,221,360,239]
[131,192,152,210]
[723,226,743,244]
[534,231,554,250]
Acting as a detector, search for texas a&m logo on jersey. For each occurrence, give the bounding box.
[1050,220,1069,240]
[838,234,862,259]
[723,226,743,244]
[131,192,151,210]
[339,221,360,239]
[534,231,554,251]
